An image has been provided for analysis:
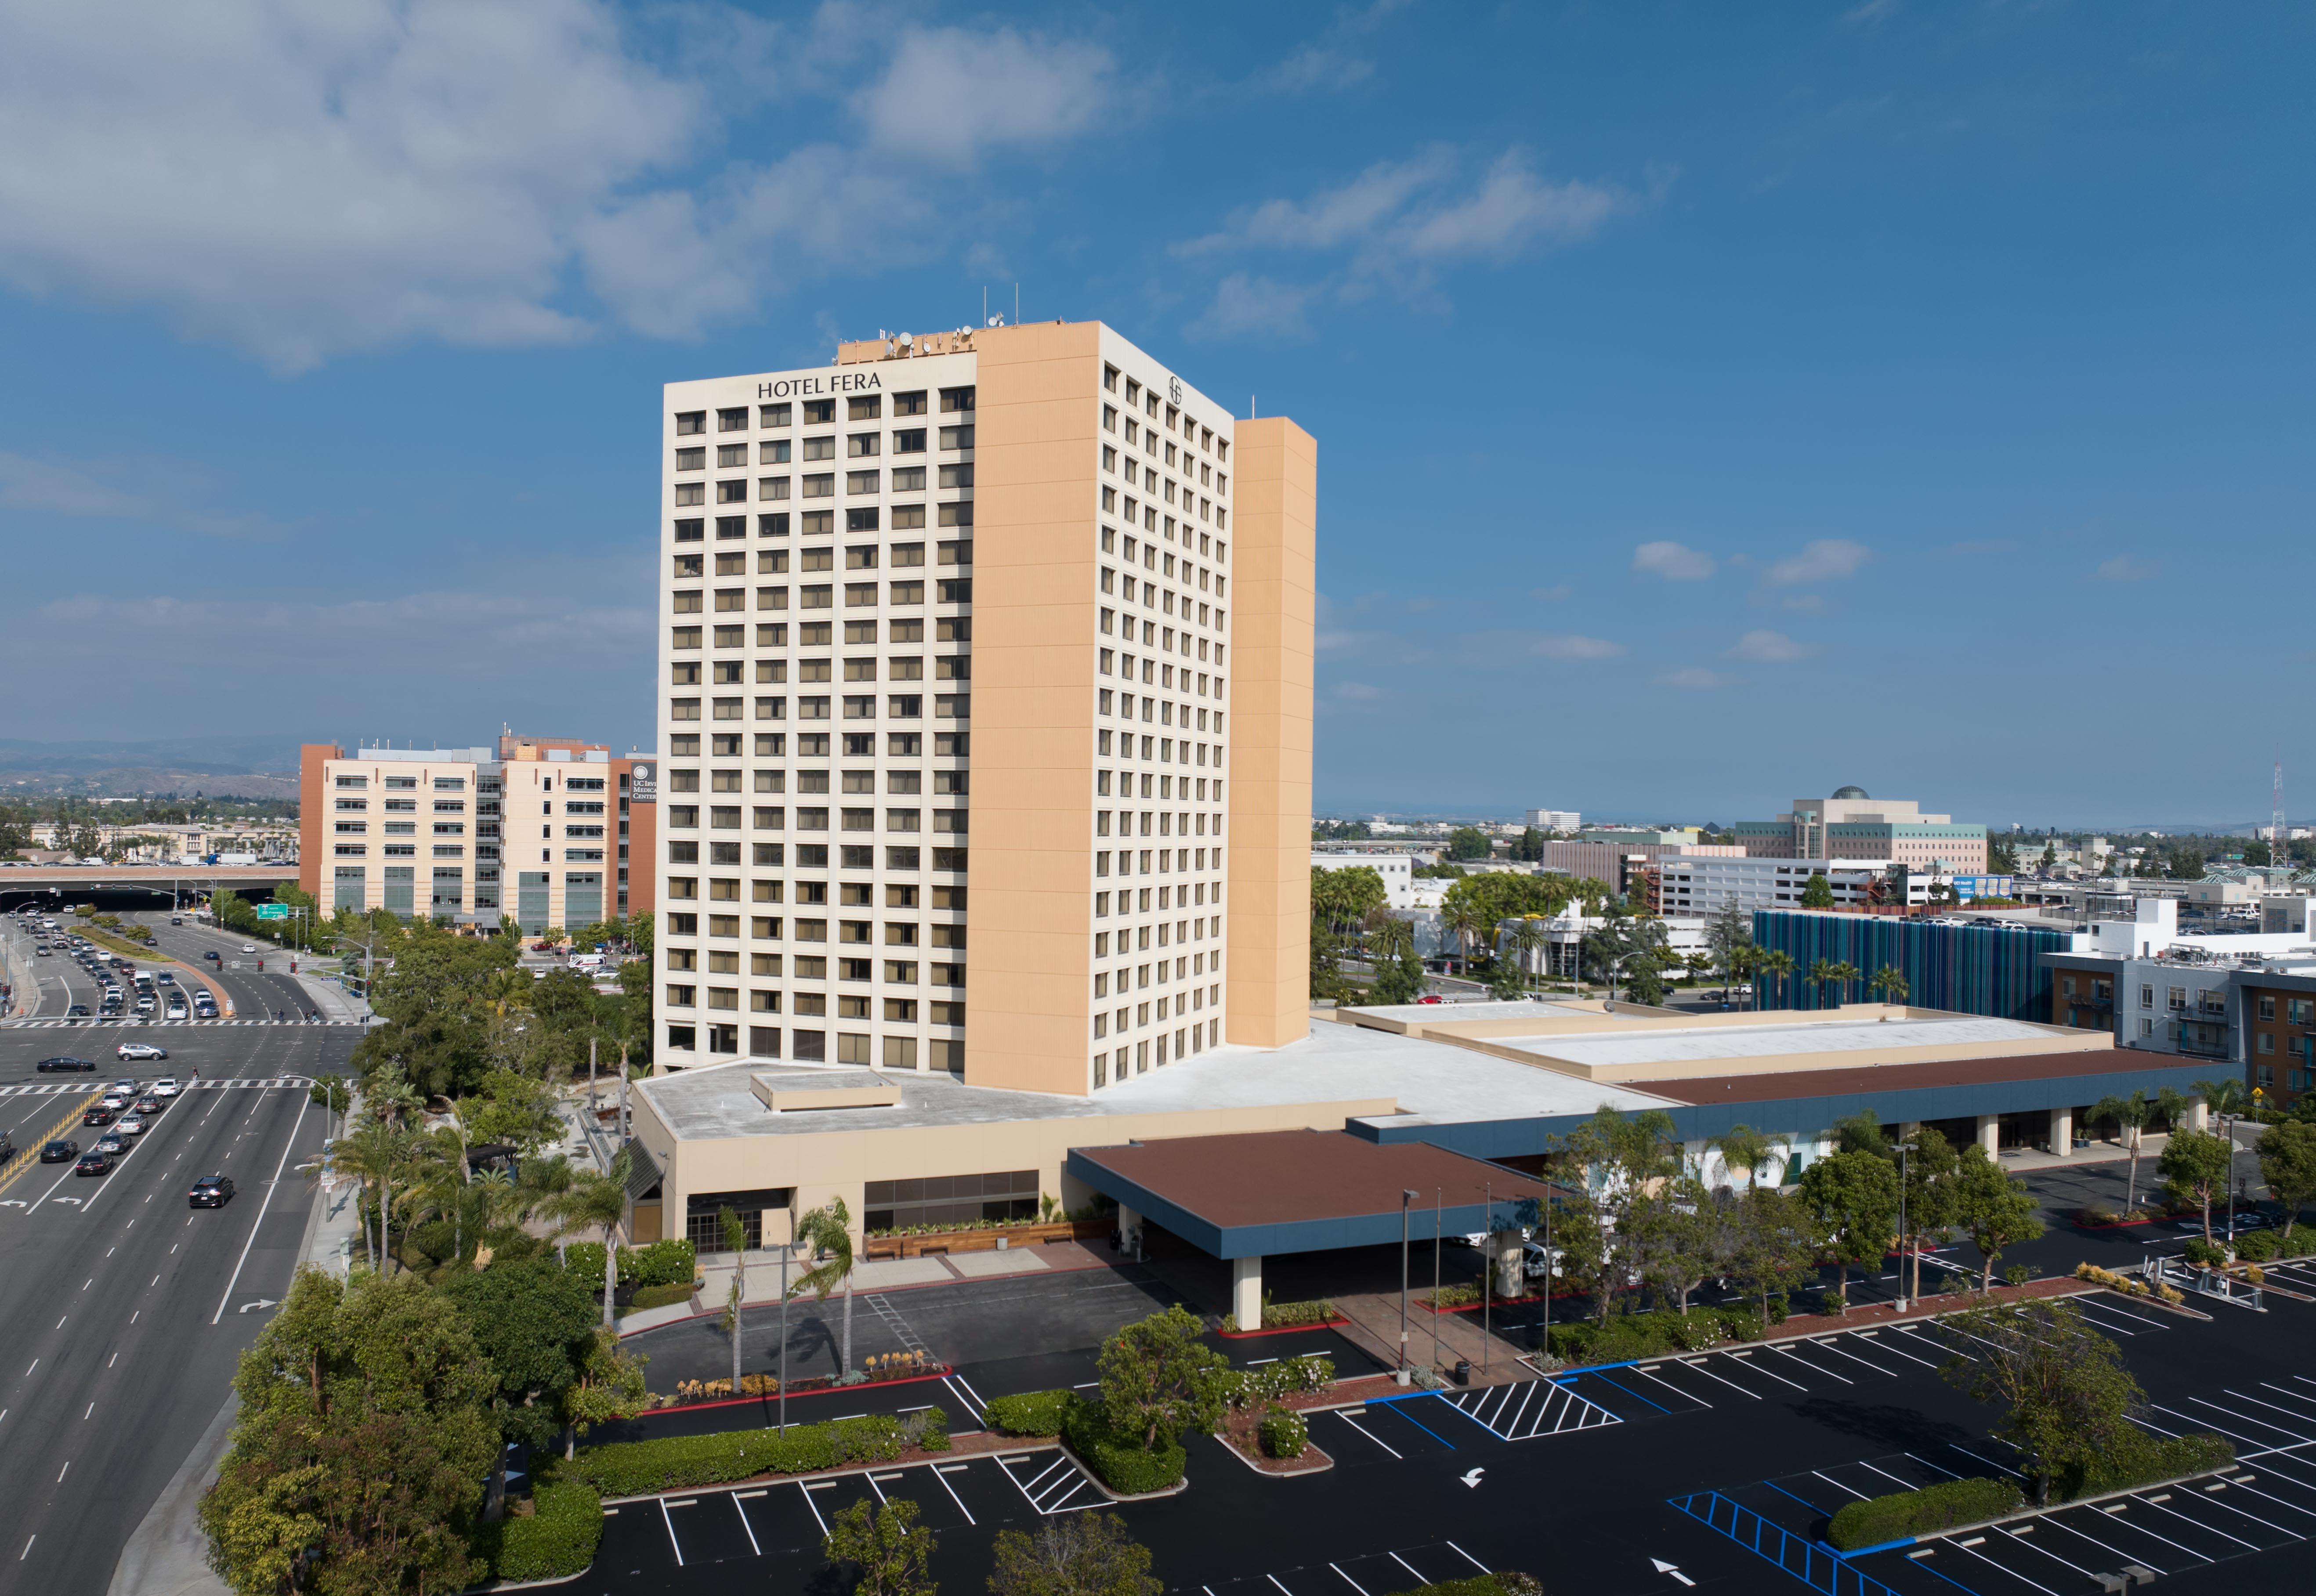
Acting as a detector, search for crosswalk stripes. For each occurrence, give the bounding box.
[1437,1377,1621,1441]
[0,1077,307,1097]
[1,1018,356,1029]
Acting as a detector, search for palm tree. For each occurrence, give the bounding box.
[792,1197,859,1380]
[1806,958,1838,1008]
[1826,960,1860,1007]
[554,1150,634,1331]
[720,1206,751,1394]
[1729,943,1758,1009]
[2089,1091,2155,1210]
[1509,918,1551,994]
[1869,964,1910,1007]
[2193,1077,2247,1119]
[1709,1124,1773,1192]
[1440,895,1486,978]
[1755,949,1793,1010]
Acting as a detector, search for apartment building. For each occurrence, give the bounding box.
[654,320,1314,1093]
[298,735,656,928]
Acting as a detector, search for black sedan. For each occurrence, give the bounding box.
[75,1150,112,1176]
[65,1004,90,1017]
[35,1057,97,1073]
[188,1175,235,1208]
[40,1140,79,1163]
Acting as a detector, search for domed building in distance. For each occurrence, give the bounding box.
[1732,788,1987,872]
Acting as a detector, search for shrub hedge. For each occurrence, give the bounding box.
[1061,1398,1186,1495]
[981,1389,1076,1437]
[1397,1577,1539,1596]
[2073,1433,2233,1499]
[1546,1306,1763,1364]
[568,1237,698,1290]
[1221,1297,1339,1331]
[563,1413,909,1495]
[1827,1477,2023,1550]
[625,1282,695,1312]
[493,1481,604,1580]
[1259,1406,1308,1459]
[2233,1229,2280,1262]
[2182,1238,2228,1267]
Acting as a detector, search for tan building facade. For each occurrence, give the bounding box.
[298,736,655,928]
[654,321,1313,1093]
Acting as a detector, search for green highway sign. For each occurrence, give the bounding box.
[255,904,289,920]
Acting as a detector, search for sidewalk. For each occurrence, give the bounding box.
[107,1117,358,1596]
[289,968,373,1026]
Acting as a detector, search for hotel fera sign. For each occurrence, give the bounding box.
[758,372,883,399]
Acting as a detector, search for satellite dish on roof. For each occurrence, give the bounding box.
[898,332,912,347]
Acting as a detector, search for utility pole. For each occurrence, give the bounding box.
[2274,760,2287,870]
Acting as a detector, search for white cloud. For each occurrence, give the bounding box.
[1656,668,1741,690]
[1725,629,1814,662]
[1765,539,1872,586]
[1187,273,1319,340]
[1529,633,1625,661]
[853,27,1113,169]
[1332,681,1384,701]
[1177,145,1632,332]
[1270,44,1374,93]
[1841,0,1903,26]
[0,450,268,538]
[2092,554,2159,584]
[1632,540,1715,581]
[0,1,1108,370]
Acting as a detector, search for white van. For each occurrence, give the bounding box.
[568,953,606,971]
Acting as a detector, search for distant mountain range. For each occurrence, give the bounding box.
[0,738,305,799]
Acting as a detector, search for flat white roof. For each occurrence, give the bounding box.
[1498,1015,2055,1070]
[636,1018,1682,1143]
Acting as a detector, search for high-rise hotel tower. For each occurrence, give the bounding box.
[655,321,1314,1095]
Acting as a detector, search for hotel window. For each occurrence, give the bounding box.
[676,447,705,471]
[939,387,975,414]
[849,395,881,421]
[675,411,705,435]
[894,390,927,417]
[803,399,835,424]
[802,435,836,461]
[848,432,880,457]
[717,444,747,467]
[803,473,834,498]
[718,406,748,432]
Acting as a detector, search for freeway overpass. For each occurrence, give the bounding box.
[0,863,295,910]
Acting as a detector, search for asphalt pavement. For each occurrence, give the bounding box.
[0,1018,352,1596]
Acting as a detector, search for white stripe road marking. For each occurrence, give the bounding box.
[1336,1413,1400,1458]
[1947,1534,2064,1595]
[930,1459,976,1524]
[732,1494,760,1555]
[1764,1342,1854,1385]
[796,1480,828,1535]
[1445,1542,1491,1575]
[1675,1358,1759,1401]
[210,1087,311,1324]
[658,1497,682,1566]
[1331,1564,1372,1596]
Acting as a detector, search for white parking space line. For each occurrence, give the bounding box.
[1718,1350,1808,1390]
[1633,1366,1712,1407]
[731,1494,760,1555]
[1762,1342,1854,1385]
[1330,1563,1371,1596]
[1675,1358,1760,1401]
[2214,1390,2316,1434]
[657,1498,683,1567]
[1335,1413,1400,1459]
[796,1479,828,1536]
[1844,1332,1941,1371]
[2134,1492,2262,1552]
[1947,1535,2063,1595]
[1808,1336,1901,1378]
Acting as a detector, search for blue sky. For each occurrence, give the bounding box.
[0,1,2307,829]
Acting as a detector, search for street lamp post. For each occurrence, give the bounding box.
[1893,1141,1917,1313]
[1482,1179,1492,1380]
[1431,1187,1444,1375]
[1398,1188,1417,1385]
[2221,1113,2240,1249]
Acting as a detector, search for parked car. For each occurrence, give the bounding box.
[36,1057,97,1073]
[188,1175,235,1208]
[75,1149,113,1176]
[41,1140,80,1163]
[118,1042,168,1061]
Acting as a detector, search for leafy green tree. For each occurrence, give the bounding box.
[1728,1188,1816,1327]
[1444,826,1491,861]
[2193,1076,2248,1118]
[1308,923,1348,1002]
[1705,902,1752,991]
[1869,964,1910,1007]
[1798,1150,1900,1307]
[1756,948,1794,1009]
[436,1254,601,1518]
[824,1497,937,1596]
[1367,923,1426,1005]
[1799,872,1835,909]
[1708,1124,1782,1192]
[793,1197,860,1376]
[199,1266,498,1596]
[988,1512,1162,1596]
[1950,1145,2045,1289]
[1309,865,1387,932]
[1889,1125,1959,1302]
[1627,1177,1731,1315]
[1938,1299,2148,1506]
[1833,1112,1890,1159]
[1559,1106,1680,1321]
[561,1327,649,1457]
[2243,839,2273,867]
[2258,1119,2316,1235]
[2159,1129,2235,1242]
[1098,1304,1229,1450]
[1624,955,1667,1007]
[1510,826,1546,862]
[462,1068,564,1155]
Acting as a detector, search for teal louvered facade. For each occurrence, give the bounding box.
[1751,911,2068,1022]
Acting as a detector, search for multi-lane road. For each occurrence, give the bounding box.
[0,910,357,1596]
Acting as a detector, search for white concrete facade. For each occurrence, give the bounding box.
[1312,851,1414,908]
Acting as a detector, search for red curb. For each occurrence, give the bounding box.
[633,1365,955,1419]
[1217,1318,1350,1339]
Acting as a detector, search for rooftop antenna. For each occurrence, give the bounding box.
[2273,758,2287,867]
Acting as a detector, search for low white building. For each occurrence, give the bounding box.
[1311,851,1416,909]
[1524,808,1580,832]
